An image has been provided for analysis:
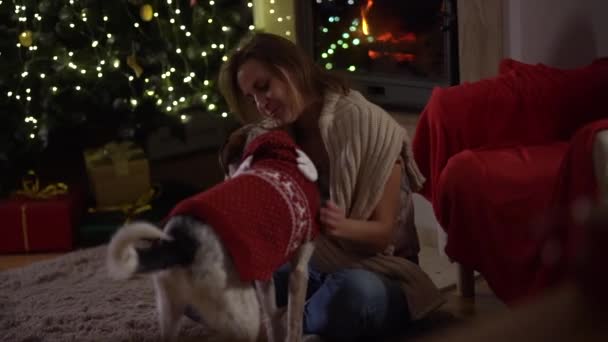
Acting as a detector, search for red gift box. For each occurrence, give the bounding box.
[0,188,85,254]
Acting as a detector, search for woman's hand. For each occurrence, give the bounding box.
[320,200,348,237]
[318,163,402,254]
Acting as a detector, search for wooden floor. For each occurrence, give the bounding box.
[397,279,506,341]
[0,253,64,271]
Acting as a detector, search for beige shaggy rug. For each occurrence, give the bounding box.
[0,246,209,342]
[0,246,458,341]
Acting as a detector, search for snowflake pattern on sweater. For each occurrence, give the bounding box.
[169,130,321,281]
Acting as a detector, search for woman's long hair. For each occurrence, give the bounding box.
[218,32,349,124]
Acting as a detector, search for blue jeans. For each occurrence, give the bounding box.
[273,264,411,341]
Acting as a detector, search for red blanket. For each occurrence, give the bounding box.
[169,131,321,282]
[413,58,608,303]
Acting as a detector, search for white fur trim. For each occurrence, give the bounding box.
[295,149,318,182]
[231,155,253,178]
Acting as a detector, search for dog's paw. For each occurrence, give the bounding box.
[295,149,318,182]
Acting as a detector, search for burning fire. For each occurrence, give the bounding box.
[368,51,415,63]
[375,32,417,44]
[360,0,417,63]
[360,0,374,35]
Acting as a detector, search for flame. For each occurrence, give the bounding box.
[392,53,416,63]
[368,50,416,63]
[360,0,418,64]
[375,32,417,44]
[368,50,381,59]
[361,0,374,35]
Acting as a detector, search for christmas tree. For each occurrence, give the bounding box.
[0,0,254,195]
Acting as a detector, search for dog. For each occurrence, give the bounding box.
[106,129,320,342]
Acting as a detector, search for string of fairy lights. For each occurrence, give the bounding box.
[3,0,275,142]
[315,0,374,72]
[264,0,293,38]
[3,0,367,143]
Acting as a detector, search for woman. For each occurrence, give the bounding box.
[218,32,443,341]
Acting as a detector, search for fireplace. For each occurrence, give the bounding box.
[296,0,459,109]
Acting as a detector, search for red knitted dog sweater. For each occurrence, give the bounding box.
[169,130,321,281]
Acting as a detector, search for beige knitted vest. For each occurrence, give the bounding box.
[312,90,444,320]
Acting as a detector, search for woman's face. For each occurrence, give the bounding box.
[237,58,301,124]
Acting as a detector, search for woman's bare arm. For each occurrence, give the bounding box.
[320,162,402,254]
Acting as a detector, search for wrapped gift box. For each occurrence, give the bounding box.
[0,188,85,253]
[84,141,152,207]
[77,181,200,247]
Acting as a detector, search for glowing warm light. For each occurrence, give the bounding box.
[391,53,416,63]
[357,0,419,64]
[361,0,374,35]
[5,0,247,145]
[368,50,415,63]
[376,32,417,44]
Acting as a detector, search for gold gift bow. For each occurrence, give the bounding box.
[14,170,69,199]
[88,187,158,223]
[12,170,69,251]
[85,141,145,176]
[86,141,142,165]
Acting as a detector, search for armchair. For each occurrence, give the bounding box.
[412,58,608,303]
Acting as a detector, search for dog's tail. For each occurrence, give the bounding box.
[106,221,173,280]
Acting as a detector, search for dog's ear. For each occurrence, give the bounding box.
[218,139,231,176]
[219,126,249,176]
